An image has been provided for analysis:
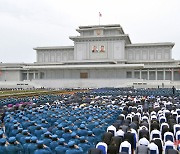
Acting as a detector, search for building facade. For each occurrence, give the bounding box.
[0,24,180,88]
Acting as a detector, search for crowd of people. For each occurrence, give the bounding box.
[0,87,179,154]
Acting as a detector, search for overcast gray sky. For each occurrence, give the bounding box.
[0,0,180,63]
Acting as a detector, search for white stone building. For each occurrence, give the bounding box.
[0,24,180,88]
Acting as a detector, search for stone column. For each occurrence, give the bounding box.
[172,69,174,81]
[33,72,36,80]
[140,70,142,79]
[27,72,29,80]
[155,70,157,80]
[163,69,165,80]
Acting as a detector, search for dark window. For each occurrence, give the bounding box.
[80,72,88,79]
[126,72,132,78]
[40,72,45,79]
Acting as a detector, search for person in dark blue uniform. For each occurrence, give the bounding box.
[78,136,93,154]
[62,127,72,143]
[55,124,64,138]
[9,124,19,137]
[77,124,88,137]
[16,128,23,143]
[34,125,46,139]
[0,138,7,154]
[86,131,96,146]
[41,131,52,147]
[65,141,83,154]
[27,136,38,154]
[55,138,67,154]
[69,132,80,145]
[34,140,52,154]
[23,137,31,154]
[49,134,59,153]
[19,130,30,145]
[6,137,23,154]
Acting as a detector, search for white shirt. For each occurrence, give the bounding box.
[163,140,175,152]
[115,129,124,137]
[173,124,180,136]
[119,140,131,154]
[164,132,174,143]
[148,142,159,154]
[176,115,180,124]
[159,116,166,124]
[96,142,108,154]
[151,111,157,116]
[150,129,161,140]
[175,130,180,141]
[141,116,149,122]
[107,125,116,136]
[119,114,125,120]
[160,122,169,132]
[138,137,149,146]
[151,115,157,121]
[135,112,141,120]
[131,128,138,142]
[126,115,132,122]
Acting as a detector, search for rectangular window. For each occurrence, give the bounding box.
[149,51,155,60]
[35,73,39,79]
[22,73,27,80]
[142,71,148,80]
[126,72,132,78]
[149,71,156,80]
[174,71,180,81]
[29,73,34,81]
[156,51,162,60]
[40,72,45,79]
[157,71,163,80]
[134,71,140,79]
[80,72,88,79]
[165,71,171,80]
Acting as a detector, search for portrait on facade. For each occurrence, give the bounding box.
[92,45,98,52]
[99,45,105,52]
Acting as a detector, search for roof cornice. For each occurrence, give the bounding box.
[69,35,131,44]
[79,24,121,29]
[33,46,74,50]
[126,42,175,47]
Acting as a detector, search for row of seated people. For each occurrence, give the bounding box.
[0,93,121,154]
[90,87,180,96]
[1,89,180,153]
[90,95,180,154]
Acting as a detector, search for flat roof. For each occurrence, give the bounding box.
[33,46,74,50]
[79,24,122,29]
[126,42,175,47]
[22,64,144,69]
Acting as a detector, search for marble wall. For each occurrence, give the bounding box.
[125,46,172,61]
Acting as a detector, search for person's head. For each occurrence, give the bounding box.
[37,140,44,149]
[68,141,75,148]
[51,135,58,141]
[0,138,6,145]
[25,137,31,143]
[44,131,51,138]
[100,45,104,51]
[80,136,85,143]
[8,137,16,144]
[31,136,37,143]
[92,46,97,52]
[58,138,65,145]
[0,131,3,138]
